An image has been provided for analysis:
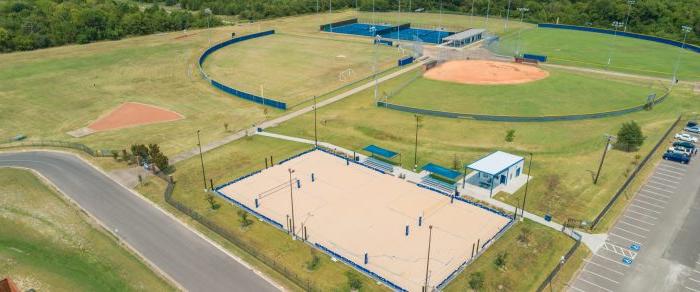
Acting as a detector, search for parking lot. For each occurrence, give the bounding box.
[568,131,700,292]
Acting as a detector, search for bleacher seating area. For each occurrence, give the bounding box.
[421,176,456,194]
[363,157,395,173]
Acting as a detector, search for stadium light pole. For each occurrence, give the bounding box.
[504,0,512,30]
[520,152,533,219]
[288,168,297,238]
[423,225,433,292]
[515,7,529,56]
[623,0,635,32]
[204,8,212,44]
[607,21,624,69]
[196,130,207,192]
[373,35,380,101]
[313,95,318,146]
[672,25,692,84]
[470,0,475,27]
[413,114,423,171]
[485,0,491,25]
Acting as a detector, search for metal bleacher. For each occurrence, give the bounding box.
[421,176,456,194]
[363,157,395,174]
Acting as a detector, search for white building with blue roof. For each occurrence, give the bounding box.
[464,151,525,196]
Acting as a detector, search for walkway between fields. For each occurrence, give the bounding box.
[256,131,608,253]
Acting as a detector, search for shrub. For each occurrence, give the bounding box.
[505,129,516,142]
[469,272,484,290]
[305,251,321,271]
[237,210,253,227]
[494,251,508,270]
[346,271,363,290]
[615,121,645,151]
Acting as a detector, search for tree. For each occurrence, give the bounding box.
[505,129,516,142]
[469,272,484,290]
[494,251,508,270]
[237,210,253,227]
[305,250,321,271]
[345,271,363,290]
[616,121,645,151]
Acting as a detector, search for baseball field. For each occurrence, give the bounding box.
[2,7,700,292]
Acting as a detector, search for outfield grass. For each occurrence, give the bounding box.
[0,168,172,291]
[356,11,534,35]
[205,32,401,106]
[269,65,698,222]
[136,135,390,291]
[443,219,578,291]
[388,68,666,116]
[496,27,700,80]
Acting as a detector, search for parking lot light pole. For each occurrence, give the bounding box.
[197,130,207,192]
[672,25,692,84]
[607,21,624,68]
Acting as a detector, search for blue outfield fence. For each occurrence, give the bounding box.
[538,23,700,54]
[199,30,287,110]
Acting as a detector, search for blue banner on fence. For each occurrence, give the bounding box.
[398,56,414,66]
[523,53,547,62]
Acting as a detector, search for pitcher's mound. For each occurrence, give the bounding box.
[70,102,183,137]
[424,60,549,85]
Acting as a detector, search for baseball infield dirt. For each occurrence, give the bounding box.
[424,60,549,85]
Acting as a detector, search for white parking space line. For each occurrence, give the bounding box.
[694,270,700,275]
[594,253,632,268]
[583,259,625,276]
[647,181,678,189]
[623,215,655,226]
[630,204,662,214]
[609,233,642,245]
[625,209,658,220]
[644,185,674,193]
[639,189,671,199]
[613,226,648,239]
[618,220,652,232]
[568,284,587,292]
[582,269,621,284]
[656,168,686,176]
[577,277,614,292]
[659,163,687,171]
[634,198,666,209]
[637,193,668,204]
[654,170,683,179]
[686,285,700,292]
[650,176,680,185]
[688,278,700,284]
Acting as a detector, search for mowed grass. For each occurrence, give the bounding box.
[444,219,580,291]
[205,33,401,106]
[136,135,390,291]
[0,168,172,291]
[496,27,700,80]
[0,10,389,155]
[389,68,666,116]
[269,66,698,222]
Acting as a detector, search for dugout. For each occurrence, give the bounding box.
[362,144,400,173]
[420,163,463,194]
[464,151,524,196]
[443,28,485,47]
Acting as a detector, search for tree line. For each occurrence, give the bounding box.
[159,0,697,45]
[0,0,219,53]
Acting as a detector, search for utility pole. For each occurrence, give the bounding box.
[607,21,624,69]
[423,225,434,292]
[197,130,207,192]
[504,0,512,30]
[623,0,635,32]
[313,95,318,146]
[414,115,423,171]
[672,25,692,84]
[594,135,615,184]
[515,7,529,56]
[288,168,297,238]
[521,152,533,219]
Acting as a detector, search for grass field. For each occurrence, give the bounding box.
[496,27,700,80]
[388,68,667,116]
[269,69,698,222]
[0,168,172,291]
[444,219,582,291]
[356,11,534,35]
[204,32,401,106]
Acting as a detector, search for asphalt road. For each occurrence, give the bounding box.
[569,140,700,292]
[0,151,279,292]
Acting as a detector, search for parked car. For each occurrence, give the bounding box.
[669,146,692,156]
[675,133,698,143]
[663,151,691,164]
[685,126,700,134]
[674,141,696,150]
[687,121,698,128]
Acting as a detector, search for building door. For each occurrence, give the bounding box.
[516,168,521,176]
[500,175,506,184]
